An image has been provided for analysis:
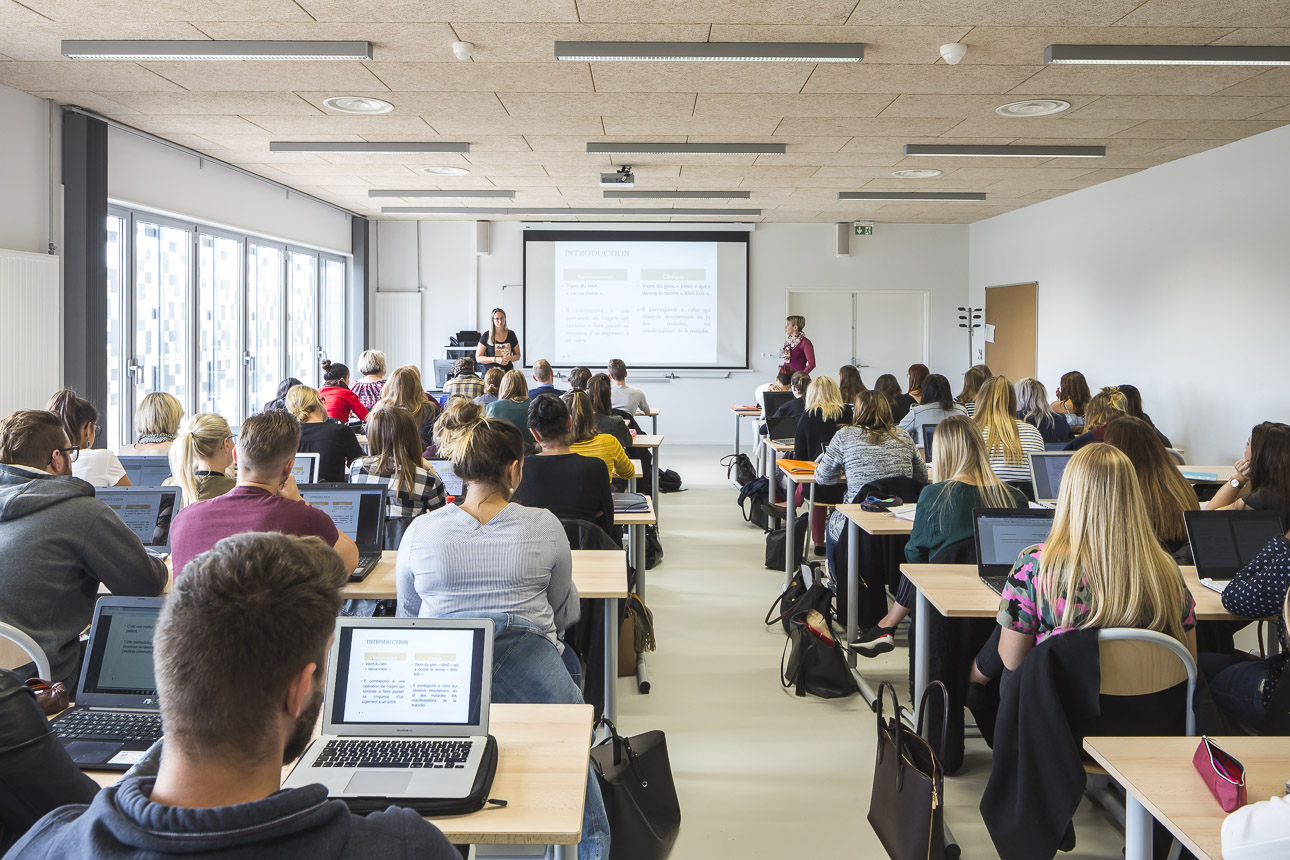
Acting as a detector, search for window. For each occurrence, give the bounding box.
[106,207,348,443]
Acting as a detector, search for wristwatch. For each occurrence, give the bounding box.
[1230,477,1242,489]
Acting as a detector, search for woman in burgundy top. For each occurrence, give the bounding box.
[319,360,369,423]
[781,314,816,374]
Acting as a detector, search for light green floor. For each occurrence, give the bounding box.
[615,444,1127,860]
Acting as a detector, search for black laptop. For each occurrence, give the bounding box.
[118,455,172,487]
[972,508,1056,595]
[921,425,935,456]
[762,390,794,418]
[298,483,387,581]
[50,596,165,771]
[96,486,179,558]
[1184,510,1285,582]
[765,415,798,445]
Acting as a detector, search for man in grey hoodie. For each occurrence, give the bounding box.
[0,410,167,684]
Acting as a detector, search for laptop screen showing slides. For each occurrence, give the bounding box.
[428,460,464,497]
[973,509,1055,594]
[96,486,179,554]
[292,453,320,485]
[1184,510,1285,581]
[298,485,385,549]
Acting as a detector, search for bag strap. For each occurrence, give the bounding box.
[915,680,952,762]
[875,681,906,788]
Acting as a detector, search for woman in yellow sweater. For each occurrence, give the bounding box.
[563,390,635,488]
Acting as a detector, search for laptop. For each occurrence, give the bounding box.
[765,415,798,445]
[97,486,179,557]
[428,459,464,498]
[1184,510,1285,582]
[292,452,321,485]
[298,483,387,581]
[973,508,1056,595]
[118,455,172,487]
[921,425,935,456]
[1028,451,1076,507]
[49,597,165,771]
[761,390,794,419]
[613,492,650,513]
[282,617,494,802]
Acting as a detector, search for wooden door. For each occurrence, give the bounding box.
[984,282,1037,381]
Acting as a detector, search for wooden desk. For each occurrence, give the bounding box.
[1083,735,1290,860]
[1182,465,1236,484]
[777,461,817,588]
[631,434,664,512]
[628,458,643,493]
[730,405,760,459]
[900,563,1241,721]
[86,703,594,853]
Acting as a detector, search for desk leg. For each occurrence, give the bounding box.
[734,413,741,456]
[554,844,573,860]
[628,476,636,494]
[768,459,778,506]
[651,448,660,513]
[604,597,618,725]
[651,413,658,435]
[913,589,931,725]
[846,520,859,668]
[1125,794,1153,860]
[784,478,797,589]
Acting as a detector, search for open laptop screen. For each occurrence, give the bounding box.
[292,453,320,485]
[298,486,384,547]
[330,624,487,727]
[922,425,935,455]
[975,510,1055,569]
[1030,452,1074,501]
[428,460,464,497]
[118,456,172,487]
[97,487,179,552]
[79,601,161,699]
[1185,510,1285,580]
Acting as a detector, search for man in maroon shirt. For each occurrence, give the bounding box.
[170,411,360,575]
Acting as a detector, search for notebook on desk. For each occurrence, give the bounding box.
[96,486,179,557]
[1184,509,1285,583]
[776,459,817,475]
[282,617,495,805]
[118,455,172,487]
[298,483,387,581]
[973,508,1055,595]
[50,597,164,771]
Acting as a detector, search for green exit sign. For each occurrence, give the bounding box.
[853,221,874,236]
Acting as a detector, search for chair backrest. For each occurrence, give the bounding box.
[561,518,621,551]
[0,622,50,680]
[1097,628,1198,736]
[1165,448,1186,465]
[929,536,977,565]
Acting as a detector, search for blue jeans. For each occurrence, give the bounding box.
[444,611,610,860]
[1200,652,1270,728]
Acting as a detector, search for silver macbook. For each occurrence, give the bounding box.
[283,617,494,801]
[118,455,172,487]
[1028,451,1075,506]
[97,486,180,555]
[292,452,321,485]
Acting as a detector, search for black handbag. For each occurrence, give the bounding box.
[763,512,808,570]
[590,718,681,860]
[344,735,499,816]
[780,616,855,699]
[868,681,950,860]
[765,562,832,634]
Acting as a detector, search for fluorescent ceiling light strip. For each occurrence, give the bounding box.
[382,207,762,216]
[555,41,864,63]
[270,141,470,154]
[587,143,785,156]
[368,189,515,198]
[903,144,1105,158]
[1045,44,1290,66]
[603,190,751,199]
[61,40,372,60]
[838,191,986,201]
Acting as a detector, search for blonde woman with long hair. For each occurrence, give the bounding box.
[166,413,236,505]
[1066,386,1129,450]
[850,415,1027,655]
[974,375,1046,484]
[378,365,440,449]
[973,443,1197,684]
[484,369,534,450]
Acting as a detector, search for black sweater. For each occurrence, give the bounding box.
[297,419,364,483]
[793,409,844,461]
[513,453,616,537]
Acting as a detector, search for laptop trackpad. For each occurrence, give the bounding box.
[345,771,413,795]
[65,741,124,764]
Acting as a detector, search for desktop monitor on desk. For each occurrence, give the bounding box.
[432,359,456,389]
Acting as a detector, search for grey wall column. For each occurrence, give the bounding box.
[61,109,108,426]
[349,215,370,356]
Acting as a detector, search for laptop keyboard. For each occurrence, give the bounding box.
[314,739,474,769]
[355,553,379,571]
[53,710,163,743]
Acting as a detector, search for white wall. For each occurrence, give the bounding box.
[0,83,53,256]
[374,220,971,443]
[969,124,1290,465]
[108,126,352,253]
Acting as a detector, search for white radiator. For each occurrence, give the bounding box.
[374,290,422,377]
[0,248,60,416]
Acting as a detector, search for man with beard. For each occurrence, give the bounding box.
[7,533,459,859]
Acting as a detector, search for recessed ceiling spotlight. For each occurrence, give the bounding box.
[322,96,394,115]
[996,98,1070,118]
[419,166,470,176]
[891,168,943,179]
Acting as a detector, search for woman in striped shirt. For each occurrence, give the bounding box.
[974,375,1046,486]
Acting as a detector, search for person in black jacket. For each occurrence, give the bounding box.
[285,386,364,483]
[514,394,617,542]
[794,377,847,551]
[1014,377,1073,444]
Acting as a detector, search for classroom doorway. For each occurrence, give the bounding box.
[984,282,1038,382]
[785,290,928,387]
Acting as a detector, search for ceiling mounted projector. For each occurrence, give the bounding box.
[600,165,635,188]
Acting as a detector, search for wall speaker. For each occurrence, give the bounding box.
[836,222,850,257]
[475,220,490,255]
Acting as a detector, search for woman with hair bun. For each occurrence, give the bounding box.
[513,393,616,533]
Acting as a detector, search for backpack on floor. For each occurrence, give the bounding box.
[737,476,770,529]
[658,468,683,493]
[721,453,757,488]
[645,525,664,570]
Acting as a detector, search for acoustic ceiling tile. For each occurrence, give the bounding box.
[943,117,1143,138]
[296,0,580,23]
[843,0,1146,26]
[1253,103,1290,120]
[30,90,139,114]
[242,115,435,134]
[694,92,895,118]
[775,116,962,137]
[1213,69,1290,98]
[498,91,696,117]
[0,60,185,91]
[123,114,275,135]
[877,93,1100,117]
[139,61,388,92]
[588,63,814,94]
[19,0,312,22]
[524,134,684,151]
[106,91,323,115]
[268,162,435,177]
[1211,28,1290,45]
[366,62,593,92]
[805,64,1044,95]
[574,0,859,25]
[1015,65,1266,96]
[1063,95,1290,120]
[708,24,971,64]
[950,26,1232,66]
[0,22,210,61]
[1114,0,1290,27]
[294,91,510,118]
[191,22,458,63]
[430,115,606,135]
[601,115,781,135]
[1110,119,1283,139]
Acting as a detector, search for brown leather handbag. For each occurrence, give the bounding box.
[25,678,70,716]
[867,681,950,860]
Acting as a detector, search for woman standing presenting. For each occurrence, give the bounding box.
[781,315,815,374]
[476,307,521,372]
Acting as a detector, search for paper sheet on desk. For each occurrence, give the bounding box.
[888,503,917,521]
[1200,579,1229,595]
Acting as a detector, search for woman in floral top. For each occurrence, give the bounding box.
[972,443,1198,685]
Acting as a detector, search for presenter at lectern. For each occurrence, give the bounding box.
[781,315,815,374]
[476,308,521,372]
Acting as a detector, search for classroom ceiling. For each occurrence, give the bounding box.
[1,0,1288,223]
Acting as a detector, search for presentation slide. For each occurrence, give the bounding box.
[341,628,476,725]
[303,490,362,540]
[101,492,164,544]
[95,608,158,692]
[525,230,749,369]
[981,517,1053,565]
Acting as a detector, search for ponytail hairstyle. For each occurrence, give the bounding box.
[321,360,349,386]
[588,373,615,417]
[1084,387,1129,433]
[45,389,99,447]
[851,390,900,444]
[285,385,325,423]
[527,394,573,447]
[919,374,954,411]
[481,367,505,397]
[563,391,598,444]
[363,405,423,495]
[432,397,524,490]
[838,365,866,405]
[974,375,1025,465]
[168,413,233,506]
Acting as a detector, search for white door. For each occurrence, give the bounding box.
[786,291,853,379]
[854,291,929,388]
